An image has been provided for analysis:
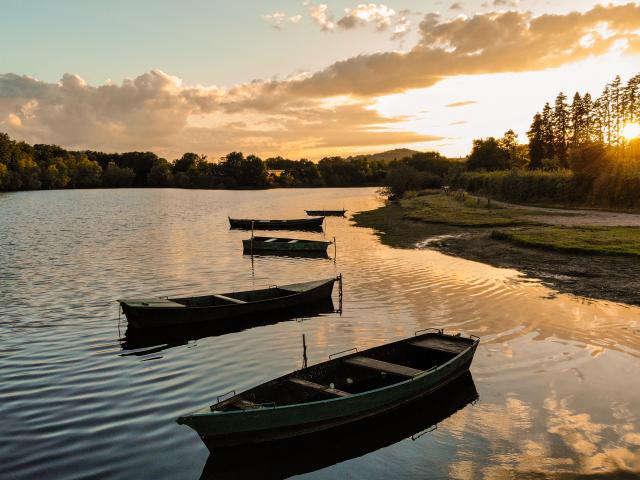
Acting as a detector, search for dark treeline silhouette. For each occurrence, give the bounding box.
[0,133,400,191]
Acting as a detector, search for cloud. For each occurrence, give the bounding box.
[0,70,439,158]
[337,3,397,31]
[262,12,303,29]
[450,120,468,125]
[306,2,335,31]
[493,0,519,7]
[392,10,412,39]
[450,2,464,11]
[445,100,477,107]
[304,2,408,37]
[2,3,640,158]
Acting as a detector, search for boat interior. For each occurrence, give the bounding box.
[170,287,294,307]
[249,237,329,244]
[212,333,474,412]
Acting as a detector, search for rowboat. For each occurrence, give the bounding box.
[201,372,477,479]
[119,277,339,329]
[305,209,346,217]
[177,329,479,449]
[243,236,331,253]
[121,299,336,355]
[229,217,324,230]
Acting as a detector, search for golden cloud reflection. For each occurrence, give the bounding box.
[443,390,640,478]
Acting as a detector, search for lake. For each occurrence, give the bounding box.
[1,187,639,479]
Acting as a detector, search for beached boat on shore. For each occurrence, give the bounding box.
[119,277,339,328]
[177,329,479,449]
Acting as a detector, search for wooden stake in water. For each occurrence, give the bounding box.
[251,221,254,256]
[302,333,308,369]
[333,236,337,263]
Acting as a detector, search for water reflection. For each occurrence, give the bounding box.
[201,372,478,480]
[120,300,337,355]
[244,250,331,259]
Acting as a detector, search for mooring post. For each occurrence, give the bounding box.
[334,236,337,262]
[338,274,343,314]
[250,221,254,256]
[302,333,308,369]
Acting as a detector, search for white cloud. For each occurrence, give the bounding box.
[337,3,397,31]
[262,12,303,29]
[306,2,335,31]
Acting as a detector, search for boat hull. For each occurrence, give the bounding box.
[242,239,330,252]
[305,210,345,217]
[120,278,336,328]
[229,217,324,230]
[178,334,478,449]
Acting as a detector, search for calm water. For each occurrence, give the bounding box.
[1,188,639,479]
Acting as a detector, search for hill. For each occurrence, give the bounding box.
[348,148,422,163]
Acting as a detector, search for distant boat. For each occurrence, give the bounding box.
[177,329,479,449]
[229,217,324,230]
[243,236,331,253]
[305,209,346,217]
[119,277,339,328]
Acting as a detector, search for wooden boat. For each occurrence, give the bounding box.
[243,236,331,253]
[120,300,336,355]
[177,329,479,449]
[305,209,346,217]
[201,372,477,479]
[202,373,476,478]
[229,217,324,230]
[119,277,339,329]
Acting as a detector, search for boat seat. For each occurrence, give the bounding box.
[411,337,468,354]
[212,294,247,304]
[289,377,351,397]
[344,356,423,378]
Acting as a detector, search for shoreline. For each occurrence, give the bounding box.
[353,201,640,306]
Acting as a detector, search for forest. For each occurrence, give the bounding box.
[0,135,390,191]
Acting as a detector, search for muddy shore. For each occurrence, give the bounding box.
[353,203,640,306]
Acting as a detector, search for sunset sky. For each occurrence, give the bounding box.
[1,0,640,159]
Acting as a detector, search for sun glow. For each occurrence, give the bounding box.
[622,123,640,139]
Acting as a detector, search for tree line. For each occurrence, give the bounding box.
[0,133,391,191]
[527,73,640,169]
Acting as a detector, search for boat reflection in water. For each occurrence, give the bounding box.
[200,372,478,480]
[245,250,331,260]
[119,300,337,355]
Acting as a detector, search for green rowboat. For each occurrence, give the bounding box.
[119,277,338,329]
[177,329,479,449]
[243,236,331,253]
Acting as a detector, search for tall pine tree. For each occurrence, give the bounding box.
[553,92,569,167]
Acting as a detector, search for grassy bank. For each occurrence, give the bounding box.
[492,226,640,257]
[392,190,536,227]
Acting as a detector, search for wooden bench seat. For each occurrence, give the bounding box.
[289,377,351,398]
[212,294,247,304]
[344,356,423,378]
